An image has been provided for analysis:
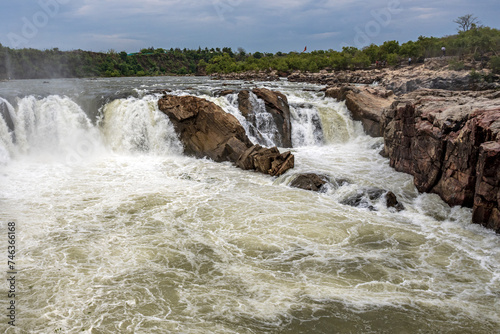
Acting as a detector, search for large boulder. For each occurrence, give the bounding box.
[383,89,500,232]
[158,95,252,162]
[158,94,294,176]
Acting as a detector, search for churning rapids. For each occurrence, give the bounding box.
[0,77,499,333]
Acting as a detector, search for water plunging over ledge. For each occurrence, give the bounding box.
[0,77,499,333]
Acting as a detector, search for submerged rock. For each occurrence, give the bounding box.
[158,94,294,176]
[341,187,404,211]
[385,191,405,212]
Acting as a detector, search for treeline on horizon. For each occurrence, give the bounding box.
[1,25,500,80]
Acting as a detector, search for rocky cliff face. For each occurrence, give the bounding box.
[382,89,500,232]
[158,94,294,177]
[320,60,500,233]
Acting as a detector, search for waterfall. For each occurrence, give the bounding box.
[289,103,324,147]
[286,90,363,146]
[0,95,104,165]
[0,98,15,164]
[220,92,279,147]
[1,77,499,334]
[101,95,182,155]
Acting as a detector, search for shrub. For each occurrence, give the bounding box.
[489,56,500,74]
[448,60,465,70]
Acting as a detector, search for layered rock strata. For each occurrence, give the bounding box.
[382,89,500,232]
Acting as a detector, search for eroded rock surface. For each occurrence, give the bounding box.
[383,89,500,232]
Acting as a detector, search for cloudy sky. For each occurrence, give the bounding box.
[1,0,499,53]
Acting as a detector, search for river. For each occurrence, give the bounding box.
[0,77,499,333]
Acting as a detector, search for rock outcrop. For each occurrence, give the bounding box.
[383,89,500,232]
[291,59,499,94]
[326,85,395,137]
[473,142,500,231]
[157,94,294,176]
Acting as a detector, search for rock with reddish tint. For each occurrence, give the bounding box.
[237,90,252,117]
[236,144,294,177]
[158,95,252,162]
[158,94,294,177]
[383,89,500,232]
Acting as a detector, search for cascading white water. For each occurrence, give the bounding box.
[101,95,182,155]
[213,89,354,148]
[0,95,106,165]
[0,77,499,334]
[0,97,16,164]
[215,92,279,147]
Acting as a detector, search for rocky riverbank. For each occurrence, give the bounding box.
[319,61,500,233]
[290,58,500,93]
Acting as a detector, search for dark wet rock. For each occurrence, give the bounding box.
[473,141,500,232]
[237,90,252,118]
[252,88,292,147]
[385,191,405,211]
[290,173,331,192]
[341,188,404,211]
